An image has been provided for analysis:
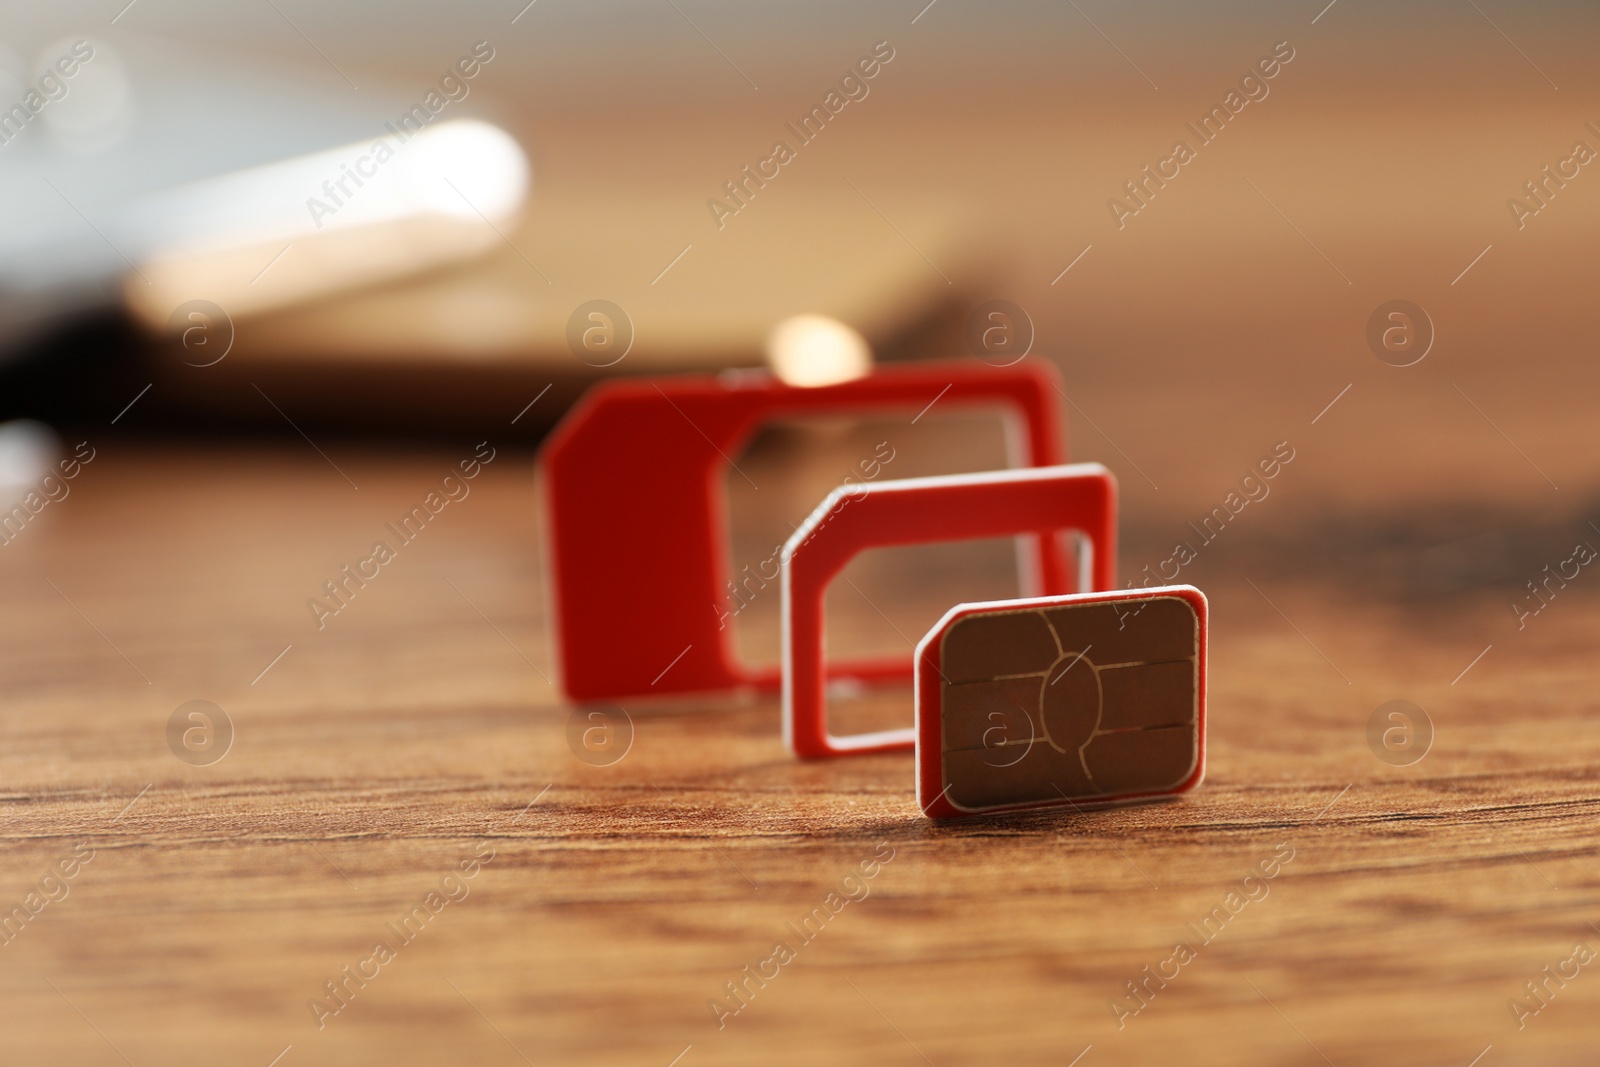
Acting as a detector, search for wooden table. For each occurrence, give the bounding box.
[2,385,1596,1067]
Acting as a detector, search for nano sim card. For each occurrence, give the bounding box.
[915,586,1207,818]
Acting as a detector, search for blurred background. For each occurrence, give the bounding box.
[1,0,1595,604]
[3,0,1597,647]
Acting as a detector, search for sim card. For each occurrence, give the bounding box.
[916,586,1207,818]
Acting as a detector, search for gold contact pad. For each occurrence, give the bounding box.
[939,597,1200,812]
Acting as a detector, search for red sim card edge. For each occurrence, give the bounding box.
[540,362,1068,703]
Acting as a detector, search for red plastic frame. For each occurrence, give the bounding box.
[540,362,1066,702]
[914,585,1208,819]
[782,463,1117,759]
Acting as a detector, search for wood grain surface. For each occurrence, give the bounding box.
[1,389,1596,1067]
